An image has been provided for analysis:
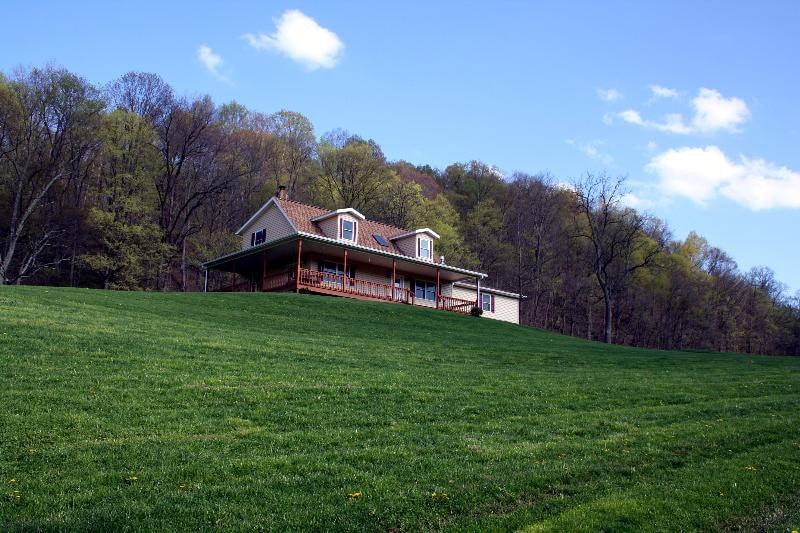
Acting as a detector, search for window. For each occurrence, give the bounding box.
[418,237,432,259]
[319,261,355,283]
[481,293,493,312]
[373,234,388,247]
[341,219,355,241]
[251,229,266,246]
[413,280,437,301]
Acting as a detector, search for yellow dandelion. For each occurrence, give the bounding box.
[347,491,361,498]
[9,479,16,484]
[719,491,725,497]
[745,465,756,471]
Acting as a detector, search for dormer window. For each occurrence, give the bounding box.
[340,219,356,241]
[250,229,267,247]
[418,237,432,260]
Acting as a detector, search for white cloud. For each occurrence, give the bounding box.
[197,44,227,81]
[615,88,750,135]
[620,192,656,210]
[646,145,800,209]
[618,109,692,134]
[691,88,750,133]
[649,84,679,99]
[567,139,614,166]
[243,10,344,70]
[597,88,623,102]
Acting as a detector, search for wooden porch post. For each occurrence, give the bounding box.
[343,248,348,292]
[261,251,267,291]
[203,269,208,292]
[295,239,303,293]
[391,259,396,301]
[436,267,441,309]
[476,276,481,307]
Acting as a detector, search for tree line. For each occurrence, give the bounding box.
[2,65,798,355]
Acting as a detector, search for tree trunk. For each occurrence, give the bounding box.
[603,289,613,343]
[181,240,187,292]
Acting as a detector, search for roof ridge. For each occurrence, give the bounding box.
[277,197,409,234]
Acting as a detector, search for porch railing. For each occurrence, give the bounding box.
[298,268,412,304]
[262,271,293,291]
[437,294,475,314]
[219,280,252,292]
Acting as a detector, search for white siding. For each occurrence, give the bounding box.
[241,203,294,250]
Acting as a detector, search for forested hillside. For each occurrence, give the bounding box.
[1,65,798,354]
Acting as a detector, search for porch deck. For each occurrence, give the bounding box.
[220,268,475,314]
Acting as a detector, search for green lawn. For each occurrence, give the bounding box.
[1,286,799,531]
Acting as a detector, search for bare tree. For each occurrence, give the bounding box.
[0,66,103,284]
[105,72,174,124]
[572,173,663,343]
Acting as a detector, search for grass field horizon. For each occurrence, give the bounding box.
[2,286,799,531]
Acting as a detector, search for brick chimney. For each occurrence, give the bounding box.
[276,185,288,200]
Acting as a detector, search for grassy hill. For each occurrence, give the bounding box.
[1,286,799,531]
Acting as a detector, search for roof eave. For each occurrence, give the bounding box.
[202,231,487,279]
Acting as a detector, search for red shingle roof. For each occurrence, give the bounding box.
[276,198,408,255]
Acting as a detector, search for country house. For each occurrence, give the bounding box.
[202,187,524,323]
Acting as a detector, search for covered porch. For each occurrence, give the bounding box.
[202,235,480,314]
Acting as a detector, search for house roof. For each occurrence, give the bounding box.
[219,195,488,279]
[310,208,366,221]
[454,281,526,300]
[276,198,412,255]
[389,228,441,240]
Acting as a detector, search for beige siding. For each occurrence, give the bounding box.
[317,214,360,242]
[317,217,338,239]
[451,285,520,324]
[393,235,435,260]
[485,294,519,324]
[451,285,478,302]
[241,203,295,250]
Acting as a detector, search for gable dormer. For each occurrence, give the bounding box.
[389,228,440,261]
[235,196,296,251]
[311,208,366,243]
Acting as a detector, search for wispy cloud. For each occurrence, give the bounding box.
[243,10,344,70]
[197,44,228,81]
[617,109,693,134]
[646,145,800,209]
[614,88,750,135]
[648,84,679,100]
[597,88,623,102]
[567,139,614,166]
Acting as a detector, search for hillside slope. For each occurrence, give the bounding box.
[1,287,799,531]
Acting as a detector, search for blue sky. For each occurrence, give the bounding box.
[4,1,799,292]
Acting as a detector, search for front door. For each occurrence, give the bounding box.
[394,276,405,301]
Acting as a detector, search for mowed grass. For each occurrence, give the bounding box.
[1,286,799,531]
